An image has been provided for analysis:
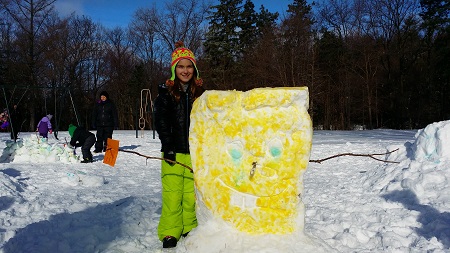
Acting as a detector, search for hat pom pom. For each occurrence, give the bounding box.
[175,41,184,49]
[195,78,203,87]
[165,79,174,87]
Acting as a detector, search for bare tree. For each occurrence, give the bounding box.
[317,0,356,39]
[129,6,166,89]
[0,0,57,130]
[149,0,210,58]
[366,0,422,128]
[104,27,139,129]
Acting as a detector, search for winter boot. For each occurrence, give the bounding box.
[81,158,93,163]
[162,236,177,248]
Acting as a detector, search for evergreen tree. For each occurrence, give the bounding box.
[204,0,243,75]
[204,0,278,88]
[239,0,258,54]
[256,5,279,36]
[278,0,314,86]
[420,0,450,33]
[419,0,450,122]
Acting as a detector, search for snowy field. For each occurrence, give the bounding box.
[0,124,449,252]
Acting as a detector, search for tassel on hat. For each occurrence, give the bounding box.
[166,41,202,87]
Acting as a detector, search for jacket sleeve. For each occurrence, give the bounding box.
[69,137,77,147]
[70,128,81,147]
[154,90,174,152]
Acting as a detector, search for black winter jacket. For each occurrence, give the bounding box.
[9,107,23,128]
[154,84,195,154]
[92,99,118,128]
[70,127,95,147]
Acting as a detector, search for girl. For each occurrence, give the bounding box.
[36,114,53,138]
[154,41,205,248]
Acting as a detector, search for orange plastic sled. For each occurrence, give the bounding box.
[103,138,119,167]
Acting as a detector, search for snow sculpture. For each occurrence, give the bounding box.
[5,134,79,164]
[189,87,312,235]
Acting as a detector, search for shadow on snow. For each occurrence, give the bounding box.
[382,189,450,249]
[2,197,134,253]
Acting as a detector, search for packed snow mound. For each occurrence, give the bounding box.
[0,172,25,203]
[361,120,450,250]
[62,170,106,187]
[3,134,80,163]
[412,120,450,162]
[366,120,450,212]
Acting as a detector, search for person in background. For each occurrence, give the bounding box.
[68,124,96,163]
[9,104,23,141]
[154,41,205,248]
[92,91,118,153]
[0,109,10,131]
[36,114,53,138]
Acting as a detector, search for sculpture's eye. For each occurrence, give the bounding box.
[268,139,283,158]
[227,142,243,160]
[270,147,282,157]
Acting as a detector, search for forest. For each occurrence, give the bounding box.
[0,0,449,133]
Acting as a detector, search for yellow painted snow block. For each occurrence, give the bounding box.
[189,87,312,235]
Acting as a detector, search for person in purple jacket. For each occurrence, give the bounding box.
[36,114,53,138]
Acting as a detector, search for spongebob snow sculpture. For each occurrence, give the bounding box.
[189,87,312,235]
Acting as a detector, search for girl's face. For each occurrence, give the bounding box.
[100,95,107,101]
[175,59,195,84]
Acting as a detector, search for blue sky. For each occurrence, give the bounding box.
[54,0,296,28]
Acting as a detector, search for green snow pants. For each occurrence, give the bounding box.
[157,152,197,241]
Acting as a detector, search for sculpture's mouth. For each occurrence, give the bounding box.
[216,175,287,209]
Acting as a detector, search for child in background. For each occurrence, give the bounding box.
[68,124,96,163]
[36,114,53,138]
[9,104,23,140]
[0,109,9,131]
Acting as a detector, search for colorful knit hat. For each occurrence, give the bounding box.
[166,41,202,87]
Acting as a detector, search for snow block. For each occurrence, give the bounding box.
[189,87,312,235]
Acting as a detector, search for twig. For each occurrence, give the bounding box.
[117,148,400,172]
[118,149,193,172]
[309,148,399,164]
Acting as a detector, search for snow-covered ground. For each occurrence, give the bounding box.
[0,123,449,252]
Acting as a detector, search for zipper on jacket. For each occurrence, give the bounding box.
[185,91,189,148]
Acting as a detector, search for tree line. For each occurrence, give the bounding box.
[0,0,449,132]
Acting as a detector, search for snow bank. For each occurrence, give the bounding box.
[363,120,450,250]
[367,121,450,209]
